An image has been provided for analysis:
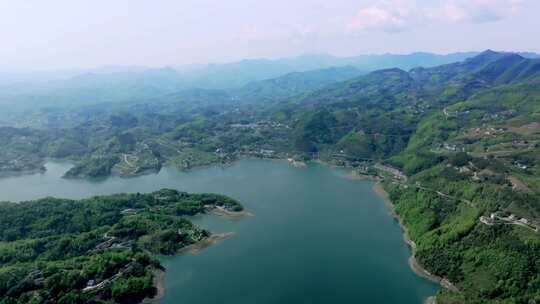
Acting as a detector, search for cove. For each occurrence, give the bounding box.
[0,159,438,303]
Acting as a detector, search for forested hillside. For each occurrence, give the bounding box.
[281,50,540,303]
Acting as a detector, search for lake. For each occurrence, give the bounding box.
[0,159,438,303]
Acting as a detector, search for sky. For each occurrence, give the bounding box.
[1,0,539,69]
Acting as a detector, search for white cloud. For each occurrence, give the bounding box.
[347,0,417,33]
[435,0,525,23]
[347,0,528,33]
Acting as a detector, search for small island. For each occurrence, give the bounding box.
[0,189,243,304]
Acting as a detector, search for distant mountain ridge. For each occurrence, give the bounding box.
[292,50,540,109]
[229,66,365,103]
[1,50,538,112]
[171,52,481,89]
[170,51,538,88]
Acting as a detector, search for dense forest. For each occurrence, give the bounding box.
[0,189,242,304]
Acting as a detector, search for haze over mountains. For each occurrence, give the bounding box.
[2,50,538,112]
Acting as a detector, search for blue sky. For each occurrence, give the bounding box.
[1,0,539,69]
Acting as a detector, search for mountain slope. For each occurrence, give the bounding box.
[230,66,364,102]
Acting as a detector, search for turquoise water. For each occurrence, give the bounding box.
[0,159,438,303]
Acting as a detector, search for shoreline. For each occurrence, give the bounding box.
[343,169,379,181]
[177,232,236,255]
[144,269,165,303]
[372,182,459,302]
[147,232,236,302]
[424,296,437,304]
[0,155,345,181]
[0,166,46,179]
[205,206,253,219]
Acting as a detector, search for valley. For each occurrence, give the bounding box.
[1,51,540,303]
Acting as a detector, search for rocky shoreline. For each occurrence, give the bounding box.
[177,232,236,255]
[205,205,253,219]
[143,270,166,303]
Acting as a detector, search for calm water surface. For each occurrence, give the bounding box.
[0,159,438,303]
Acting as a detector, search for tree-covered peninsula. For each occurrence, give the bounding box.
[0,189,243,304]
